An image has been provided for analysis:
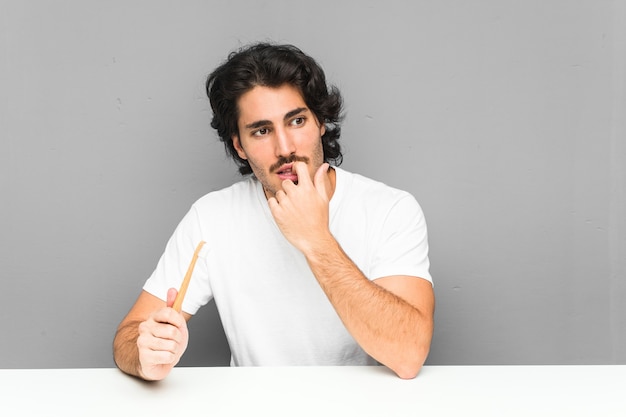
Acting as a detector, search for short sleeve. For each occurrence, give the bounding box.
[369,194,432,285]
[142,205,213,314]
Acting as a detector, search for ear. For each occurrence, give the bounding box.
[320,123,326,137]
[232,134,248,160]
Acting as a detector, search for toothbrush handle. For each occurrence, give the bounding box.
[172,241,206,313]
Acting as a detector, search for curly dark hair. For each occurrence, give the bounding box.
[206,42,344,175]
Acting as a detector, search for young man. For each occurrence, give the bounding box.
[113,43,434,381]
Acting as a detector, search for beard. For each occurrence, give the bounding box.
[245,135,325,199]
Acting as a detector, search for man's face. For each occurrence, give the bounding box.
[233,84,326,198]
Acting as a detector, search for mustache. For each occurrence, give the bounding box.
[269,155,310,173]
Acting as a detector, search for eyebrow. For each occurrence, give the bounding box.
[244,107,308,130]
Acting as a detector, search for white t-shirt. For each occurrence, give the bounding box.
[143,167,432,366]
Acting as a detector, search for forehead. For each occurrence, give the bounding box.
[236,84,307,125]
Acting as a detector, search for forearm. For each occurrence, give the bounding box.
[113,320,143,378]
[304,236,433,379]
[267,164,432,377]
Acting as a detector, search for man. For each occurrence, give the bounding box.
[113,43,434,380]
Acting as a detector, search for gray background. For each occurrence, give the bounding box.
[1,0,625,368]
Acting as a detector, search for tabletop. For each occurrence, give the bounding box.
[1,365,624,416]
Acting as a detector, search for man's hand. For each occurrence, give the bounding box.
[136,288,189,381]
[268,161,333,254]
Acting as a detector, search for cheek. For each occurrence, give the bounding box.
[310,133,325,159]
[241,143,274,171]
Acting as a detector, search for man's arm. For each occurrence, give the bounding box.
[113,289,191,381]
[305,238,434,379]
[268,162,434,379]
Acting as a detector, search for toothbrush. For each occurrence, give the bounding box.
[172,240,206,313]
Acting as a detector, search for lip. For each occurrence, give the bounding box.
[275,163,298,182]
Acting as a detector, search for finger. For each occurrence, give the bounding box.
[314,163,330,198]
[274,189,288,203]
[137,333,179,367]
[280,179,296,194]
[138,327,179,352]
[142,349,178,367]
[151,306,186,328]
[150,324,182,344]
[166,288,178,308]
[292,161,312,186]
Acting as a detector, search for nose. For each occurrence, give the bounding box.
[274,126,296,157]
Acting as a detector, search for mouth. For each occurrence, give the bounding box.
[275,163,299,183]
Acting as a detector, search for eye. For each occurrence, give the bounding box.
[290,116,305,126]
[253,127,270,137]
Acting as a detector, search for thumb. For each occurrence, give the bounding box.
[166,287,178,308]
[314,163,330,199]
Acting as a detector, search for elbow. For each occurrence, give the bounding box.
[393,361,424,380]
[393,317,434,379]
[396,369,419,380]
[390,345,430,380]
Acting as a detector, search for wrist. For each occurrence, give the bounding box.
[301,231,340,262]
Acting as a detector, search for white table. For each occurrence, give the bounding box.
[1,365,624,416]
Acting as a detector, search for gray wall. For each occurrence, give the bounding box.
[1,0,624,368]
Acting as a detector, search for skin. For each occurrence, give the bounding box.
[113,84,434,380]
[113,288,191,381]
[232,84,328,199]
